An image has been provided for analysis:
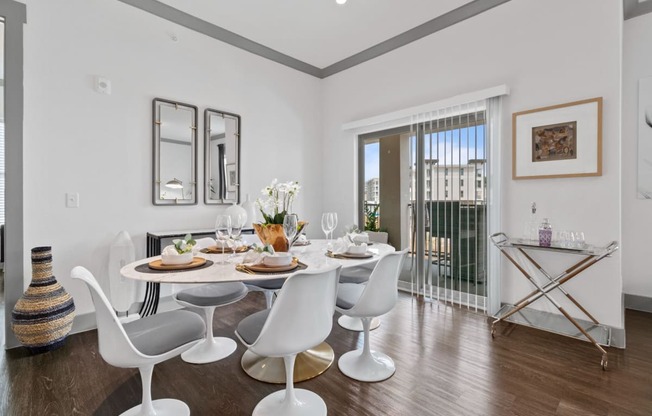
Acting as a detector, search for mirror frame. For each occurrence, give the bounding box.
[204,108,241,205]
[152,98,198,205]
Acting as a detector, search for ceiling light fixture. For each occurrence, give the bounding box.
[336,0,347,4]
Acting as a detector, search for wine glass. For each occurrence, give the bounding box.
[215,214,232,265]
[229,213,247,258]
[283,214,298,252]
[330,212,338,240]
[321,213,332,241]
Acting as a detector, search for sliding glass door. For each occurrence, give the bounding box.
[359,101,491,311]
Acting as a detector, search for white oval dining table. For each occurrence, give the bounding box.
[120,239,395,384]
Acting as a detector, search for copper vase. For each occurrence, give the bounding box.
[253,223,289,252]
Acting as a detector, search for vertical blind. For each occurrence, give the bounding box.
[0,121,5,225]
[409,100,490,311]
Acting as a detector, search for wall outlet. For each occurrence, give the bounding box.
[66,193,79,208]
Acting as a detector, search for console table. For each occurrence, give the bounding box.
[140,228,254,316]
[490,232,618,370]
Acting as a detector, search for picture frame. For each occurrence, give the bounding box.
[512,97,602,180]
[226,163,237,192]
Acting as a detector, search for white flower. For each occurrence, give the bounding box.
[257,179,301,224]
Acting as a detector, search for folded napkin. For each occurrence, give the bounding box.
[242,250,272,264]
[329,238,367,255]
[348,232,369,244]
[194,237,217,250]
[162,245,180,256]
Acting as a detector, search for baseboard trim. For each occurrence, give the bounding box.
[624,293,652,314]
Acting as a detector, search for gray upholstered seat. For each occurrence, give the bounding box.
[336,283,365,310]
[245,278,284,290]
[176,282,248,307]
[235,309,270,345]
[124,310,205,356]
[339,266,376,284]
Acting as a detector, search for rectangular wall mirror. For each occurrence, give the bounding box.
[152,98,198,205]
[205,108,241,204]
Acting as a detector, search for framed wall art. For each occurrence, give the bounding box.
[512,97,602,180]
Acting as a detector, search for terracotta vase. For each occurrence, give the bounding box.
[253,223,289,252]
[11,246,76,354]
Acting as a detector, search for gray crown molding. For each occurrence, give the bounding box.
[322,0,511,77]
[624,0,652,20]
[118,0,322,78]
[118,0,511,79]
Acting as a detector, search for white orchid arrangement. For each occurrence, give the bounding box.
[172,234,196,254]
[256,179,301,225]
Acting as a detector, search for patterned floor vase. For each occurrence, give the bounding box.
[11,246,75,354]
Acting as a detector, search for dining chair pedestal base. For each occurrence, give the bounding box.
[241,342,334,384]
[181,337,237,364]
[338,349,395,382]
[253,389,326,416]
[121,398,190,416]
[337,315,380,332]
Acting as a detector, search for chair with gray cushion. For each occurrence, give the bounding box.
[235,265,341,416]
[336,249,407,382]
[72,266,205,416]
[174,281,248,364]
[338,232,391,332]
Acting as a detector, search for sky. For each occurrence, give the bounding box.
[364,125,485,181]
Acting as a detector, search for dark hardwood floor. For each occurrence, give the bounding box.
[1,292,651,416]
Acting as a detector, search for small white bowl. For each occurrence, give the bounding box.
[263,253,293,267]
[346,244,368,255]
[161,252,194,265]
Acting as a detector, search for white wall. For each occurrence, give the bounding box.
[322,0,624,327]
[623,12,652,298]
[22,0,322,319]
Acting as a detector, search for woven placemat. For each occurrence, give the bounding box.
[135,260,214,274]
[236,262,308,276]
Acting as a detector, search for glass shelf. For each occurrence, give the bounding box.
[494,304,611,347]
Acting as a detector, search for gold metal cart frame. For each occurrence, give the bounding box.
[490,232,619,370]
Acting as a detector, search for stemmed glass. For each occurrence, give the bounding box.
[283,214,298,253]
[215,214,232,265]
[321,213,333,241]
[329,212,338,240]
[229,213,247,258]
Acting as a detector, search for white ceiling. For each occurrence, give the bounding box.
[157,0,472,68]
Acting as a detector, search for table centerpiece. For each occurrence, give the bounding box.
[254,179,306,252]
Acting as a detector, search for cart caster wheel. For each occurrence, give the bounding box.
[601,354,608,371]
[491,326,496,338]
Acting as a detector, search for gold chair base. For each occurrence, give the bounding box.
[241,342,334,384]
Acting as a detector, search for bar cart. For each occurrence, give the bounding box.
[490,232,619,370]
